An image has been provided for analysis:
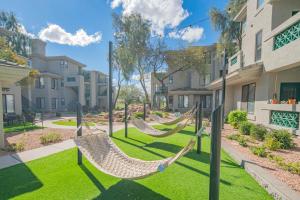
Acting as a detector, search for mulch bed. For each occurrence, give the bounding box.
[221,124,300,192]
[3,128,76,154]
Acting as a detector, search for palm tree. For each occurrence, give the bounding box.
[210,0,246,55]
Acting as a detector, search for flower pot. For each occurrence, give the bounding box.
[271,99,279,104]
[288,99,296,105]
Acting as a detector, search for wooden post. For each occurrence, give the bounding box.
[194,103,198,136]
[221,49,227,129]
[125,102,128,138]
[197,102,203,154]
[143,102,146,121]
[209,105,222,200]
[77,103,83,165]
[108,41,113,137]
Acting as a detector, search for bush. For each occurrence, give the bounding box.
[7,142,25,152]
[250,124,267,141]
[134,112,144,119]
[152,111,163,118]
[226,134,248,147]
[228,110,247,129]
[226,134,240,141]
[269,130,294,149]
[268,154,300,175]
[239,121,254,135]
[251,146,268,157]
[264,137,281,150]
[40,132,62,145]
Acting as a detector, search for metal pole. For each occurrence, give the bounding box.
[77,103,82,165]
[197,101,203,154]
[209,105,222,200]
[125,102,128,138]
[143,102,146,121]
[194,102,198,136]
[108,41,113,137]
[221,49,227,129]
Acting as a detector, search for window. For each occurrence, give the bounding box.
[61,98,65,106]
[36,97,45,109]
[35,77,45,89]
[2,95,15,113]
[60,60,68,68]
[242,18,247,33]
[204,74,211,85]
[169,96,173,106]
[280,83,300,102]
[178,95,189,108]
[187,72,192,88]
[61,80,64,87]
[169,75,173,84]
[257,0,264,9]
[67,77,76,82]
[292,10,299,16]
[51,78,58,89]
[241,83,256,114]
[200,95,212,108]
[255,30,262,61]
[51,98,58,109]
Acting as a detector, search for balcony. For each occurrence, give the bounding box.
[264,13,300,72]
[228,51,243,73]
[64,75,84,87]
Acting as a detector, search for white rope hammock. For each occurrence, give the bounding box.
[75,131,195,180]
[149,106,196,125]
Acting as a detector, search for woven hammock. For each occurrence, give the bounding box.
[149,106,196,125]
[75,132,195,180]
[131,117,191,138]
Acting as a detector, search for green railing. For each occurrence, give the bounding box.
[270,110,299,129]
[274,20,300,50]
[230,56,237,66]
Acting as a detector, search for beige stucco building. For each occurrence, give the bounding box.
[22,39,108,113]
[208,0,300,135]
[151,44,223,116]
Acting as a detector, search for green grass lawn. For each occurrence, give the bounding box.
[0,125,272,200]
[52,119,95,127]
[4,122,43,134]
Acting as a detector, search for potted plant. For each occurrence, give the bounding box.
[288,97,296,105]
[271,93,279,104]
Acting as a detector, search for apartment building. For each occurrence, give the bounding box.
[208,0,300,134]
[151,44,223,115]
[22,39,108,113]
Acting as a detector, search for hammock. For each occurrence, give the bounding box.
[131,117,191,138]
[149,106,196,125]
[75,131,195,180]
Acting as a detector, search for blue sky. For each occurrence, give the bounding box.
[0,0,227,74]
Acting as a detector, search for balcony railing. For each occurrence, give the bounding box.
[230,56,238,66]
[270,110,299,129]
[228,51,243,73]
[274,20,300,50]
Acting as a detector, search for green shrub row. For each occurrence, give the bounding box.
[268,154,300,175]
[226,134,248,147]
[228,110,247,129]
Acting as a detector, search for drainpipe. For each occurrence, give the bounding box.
[108,41,113,137]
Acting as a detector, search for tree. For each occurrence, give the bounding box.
[0,36,26,65]
[118,84,144,104]
[112,13,152,104]
[0,11,31,57]
[210,0,247,55]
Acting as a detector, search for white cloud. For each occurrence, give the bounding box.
[38,24,102,46]
[17,24,36,38]
[169,26,204,43]
[111,0,189,36]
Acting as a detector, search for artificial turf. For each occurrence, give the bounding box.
[0,125,272,200]
[52,119,95,127]
[4,122,42,134]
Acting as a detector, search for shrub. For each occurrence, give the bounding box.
[269,130,294,149]
[264,137,281,150]
[152,111,163,118]
[251,146,268,157]
[40,132,62,145]
[226,134,240,141]
[238,137,248,147]
[239,121,254,135]
[250,124,267,141]
[268,154,300,175]
[228,110,247,129]
[7,142,25,152]
[226,134,248,147]
[134,112,144,119]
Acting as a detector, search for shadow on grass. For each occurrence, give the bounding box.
[80,164,169,200]
[0,163,42,200]
[112,137,232,186]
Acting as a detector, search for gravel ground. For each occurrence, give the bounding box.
[220,124,300,192]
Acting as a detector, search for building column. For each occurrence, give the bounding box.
[0,83,4,148]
